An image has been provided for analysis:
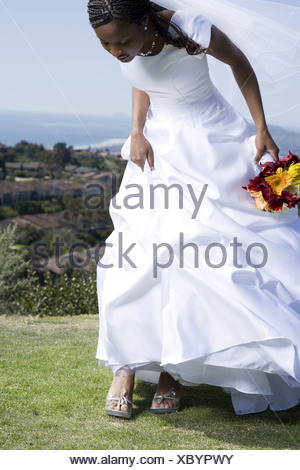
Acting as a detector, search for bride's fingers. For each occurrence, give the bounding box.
[133,151,155,172]
[130,152,146,170]
[146,146,155,171]
[253,147,264,164]
[269,147,280,162]
[130,145,154,172]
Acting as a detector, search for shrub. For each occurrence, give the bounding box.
[0,206,19,220]
[15,200,44,215]
[15,225,41,245]
[40,199,64,213]
[14,268,98,317]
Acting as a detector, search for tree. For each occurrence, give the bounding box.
[0,154,5,178]
[53,142,72,168]
[13,141,44,160]
[0,224,30,314]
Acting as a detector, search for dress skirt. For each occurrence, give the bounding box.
[96,9,300,415]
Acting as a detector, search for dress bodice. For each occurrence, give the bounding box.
[120,10,228,126]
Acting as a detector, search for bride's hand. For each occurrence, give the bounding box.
[130,132,155,171]
[254,128,279,164]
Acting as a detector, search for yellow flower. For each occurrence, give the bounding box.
[265,168,293,196]
[287,163,300,185]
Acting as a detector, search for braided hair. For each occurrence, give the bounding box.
[87,0,207,55]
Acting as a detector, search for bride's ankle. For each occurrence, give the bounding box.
[158,372,180,391]
[114,366,135,378]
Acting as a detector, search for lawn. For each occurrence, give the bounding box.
[0,315,299,450]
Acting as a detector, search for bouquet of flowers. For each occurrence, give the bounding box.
[243,152,300,213]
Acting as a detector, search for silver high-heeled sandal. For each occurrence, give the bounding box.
[105,388,133,419]
[150,387,180,414]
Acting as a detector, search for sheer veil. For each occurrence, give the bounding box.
[158,0,300,124]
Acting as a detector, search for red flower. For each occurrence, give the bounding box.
[267,191,300,212]
[243,152,300,213]
[243,174,272,193]
[259,152,300,177]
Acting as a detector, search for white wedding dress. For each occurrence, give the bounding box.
[96,10,300,414]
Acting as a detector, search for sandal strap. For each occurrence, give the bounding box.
[152,387,179,404]
[106,388,132,411]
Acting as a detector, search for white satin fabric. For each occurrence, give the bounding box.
[96,10,300,414]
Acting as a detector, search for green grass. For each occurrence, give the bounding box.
[0,315,299,450]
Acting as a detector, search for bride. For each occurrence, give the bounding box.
[87,0,300,418]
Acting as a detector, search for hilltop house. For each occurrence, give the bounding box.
[0,179,84,206]
[5,161,48,177]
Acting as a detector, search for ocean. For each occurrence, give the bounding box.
[0,110,132,152]
[0,109,299,155]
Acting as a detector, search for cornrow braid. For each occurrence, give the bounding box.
[87,0,206,55]
[88,0,152,29]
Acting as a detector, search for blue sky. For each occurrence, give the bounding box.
[0,0,132,117]
[0,0,299,128]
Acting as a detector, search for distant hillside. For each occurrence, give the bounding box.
[0,110,299,155]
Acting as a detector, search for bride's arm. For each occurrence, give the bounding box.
[206,26,279,164]
[130,87,154,171]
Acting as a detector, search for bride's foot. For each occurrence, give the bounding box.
[105,368,135,417]
[150,372,181,413]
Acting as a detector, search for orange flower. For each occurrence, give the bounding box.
[249,190,270,211]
